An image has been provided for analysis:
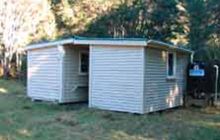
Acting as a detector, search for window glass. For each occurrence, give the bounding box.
[168,53,175,77]
[80,52,89,74]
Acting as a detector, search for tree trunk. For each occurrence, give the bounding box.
[2,56,10,79]
[16,52,23,79]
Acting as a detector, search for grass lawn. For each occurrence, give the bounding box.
[0,79,220,140]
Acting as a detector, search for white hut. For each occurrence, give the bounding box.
[26,37,192,114]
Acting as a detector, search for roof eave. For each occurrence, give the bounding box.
[147,40,193,54]
[25,38,74,51]
[25,37,193,54]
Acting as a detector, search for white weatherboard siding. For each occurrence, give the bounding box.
[90,45,144,113]
[62,45,89,103]
[144,48,189,113]
[27,47,61,102]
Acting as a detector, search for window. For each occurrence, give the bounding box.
[79,52,89,74]
[167,52,176,78]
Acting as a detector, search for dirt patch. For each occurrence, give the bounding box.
[101,113,117,121]
[55,115,79,127]
[22,105,32,110]
[202,107,220,115]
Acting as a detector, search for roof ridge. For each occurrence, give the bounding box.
[74,36,147,41]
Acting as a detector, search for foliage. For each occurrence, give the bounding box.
[49,0,220,61]
[197,35,220,61]
[0,0,56,78]
[83,0,187,43]
[50,0,121,37]
[0,0,220,76]
[184,0,220,61]
[0,0,55,55]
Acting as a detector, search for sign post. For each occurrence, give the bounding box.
[214,65,219,105]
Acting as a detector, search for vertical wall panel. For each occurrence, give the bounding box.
[27,47,61,101]
[144,48,189,113]
[90,45,144,113]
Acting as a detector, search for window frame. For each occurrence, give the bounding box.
[79,51,89,75]
[167,52,176,79]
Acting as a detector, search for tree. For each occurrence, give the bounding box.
[183,0,220,61]
[83,0,185,44]
[0,0,56,78]
[50,0,120,37]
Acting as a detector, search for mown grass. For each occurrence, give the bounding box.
[0,79,220,140]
